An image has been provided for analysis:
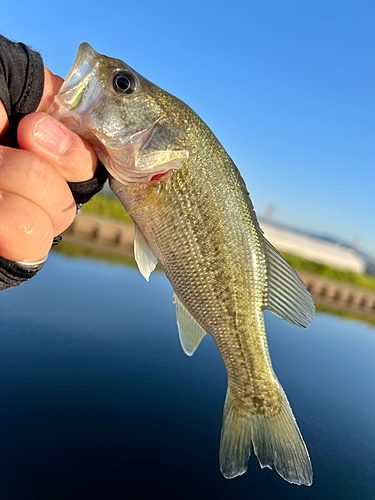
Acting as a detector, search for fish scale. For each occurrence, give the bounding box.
[51,42,315,485]
[116,137,279,414]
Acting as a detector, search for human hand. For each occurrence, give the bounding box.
[0,67,98,264]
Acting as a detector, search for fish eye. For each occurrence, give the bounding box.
[113,72,136,95]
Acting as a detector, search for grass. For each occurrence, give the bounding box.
[281,252,375,292]
[81,193,133,223]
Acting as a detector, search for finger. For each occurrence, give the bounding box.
[0,146,76,236]
[18,112,98,182]
[0,189,53,263]
[37,67,64,113]
[0,67,62,138]
[0,102,9,136]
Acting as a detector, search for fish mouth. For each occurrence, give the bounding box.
[60,43,99,95]
[50,43,101,126]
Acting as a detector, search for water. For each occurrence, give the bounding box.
[0,253,374,499]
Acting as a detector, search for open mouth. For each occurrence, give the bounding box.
[52,43,100,115]
[60,43,99,93]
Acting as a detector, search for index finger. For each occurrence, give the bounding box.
[0,102,9,136]
[18,68,98,182]
[0,67,61,137]
[37,67,64,113]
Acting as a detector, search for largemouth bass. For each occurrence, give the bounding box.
[51,43,315,485]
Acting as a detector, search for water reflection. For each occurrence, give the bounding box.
[0,253,374,499]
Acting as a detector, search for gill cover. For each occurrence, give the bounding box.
[51,43,189,185]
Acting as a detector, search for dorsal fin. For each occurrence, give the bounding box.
[173,292,207,356]
[134,225,158,282]
[262,236,315,328]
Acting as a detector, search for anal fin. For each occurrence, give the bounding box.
[173,292,207,356]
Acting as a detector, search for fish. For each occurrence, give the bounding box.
[51,43,315,485]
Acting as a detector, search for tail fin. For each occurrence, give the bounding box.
[219,388,312,486]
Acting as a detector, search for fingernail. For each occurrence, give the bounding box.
[34,117,71,154]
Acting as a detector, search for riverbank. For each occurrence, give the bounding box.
[52,211,375,325]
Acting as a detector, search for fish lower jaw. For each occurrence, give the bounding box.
[49,108,82,136]
[103,155,175,187]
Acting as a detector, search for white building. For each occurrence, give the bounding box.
[260,221,367,274]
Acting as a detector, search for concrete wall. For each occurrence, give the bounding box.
[298,270,375,319]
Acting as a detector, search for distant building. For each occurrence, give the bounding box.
[260,221,367,274]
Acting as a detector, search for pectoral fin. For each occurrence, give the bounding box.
[134,225,158,282]
[173,292,207,356]
[126,187,160,217]
[262,236,315,328]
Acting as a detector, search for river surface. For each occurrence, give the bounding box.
[0,253,374,499]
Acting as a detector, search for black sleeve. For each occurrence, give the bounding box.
[0,257,44,292]
[0,35,107,291]
[68,161,108,209]
[0,35,44,129]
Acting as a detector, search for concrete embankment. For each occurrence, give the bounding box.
[62,212,134,258]
[297,271,375,319]
[61,213,375,320]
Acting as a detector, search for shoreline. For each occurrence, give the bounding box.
[53,212,375,324]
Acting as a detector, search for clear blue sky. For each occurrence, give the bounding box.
[2,0,374,254]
